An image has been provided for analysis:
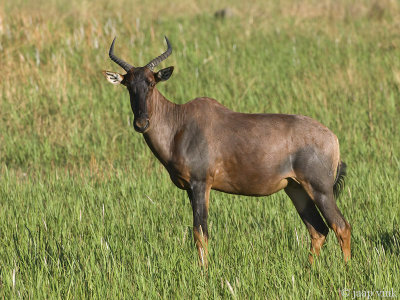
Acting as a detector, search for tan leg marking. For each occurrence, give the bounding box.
[308,227,328,264]
[194,226,208,267]
[332,222,351,263]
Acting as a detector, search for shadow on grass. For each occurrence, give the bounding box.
[370,227,400,255]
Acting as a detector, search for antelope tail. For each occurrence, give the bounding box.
[333,161,347,199]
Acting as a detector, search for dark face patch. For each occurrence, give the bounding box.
[124,68,156,132]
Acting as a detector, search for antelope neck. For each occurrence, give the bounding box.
[143,88,181,166]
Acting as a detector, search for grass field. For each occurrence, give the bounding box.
[1,0,399,298]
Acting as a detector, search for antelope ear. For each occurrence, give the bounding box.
[155,66,174,82]
[102,71,124,85]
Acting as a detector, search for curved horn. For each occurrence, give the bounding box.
[109,37,133,72]
[145,36,172,71]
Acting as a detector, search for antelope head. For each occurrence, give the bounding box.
[103,37,174,133]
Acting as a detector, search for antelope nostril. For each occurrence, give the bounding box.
[134,118,150,133]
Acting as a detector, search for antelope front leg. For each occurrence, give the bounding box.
[187,181,210,267]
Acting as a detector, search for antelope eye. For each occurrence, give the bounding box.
[149,82,156,87]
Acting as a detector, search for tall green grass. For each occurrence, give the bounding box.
[0,0,399,298]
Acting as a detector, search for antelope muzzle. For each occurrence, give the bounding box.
[134,115,150,133]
